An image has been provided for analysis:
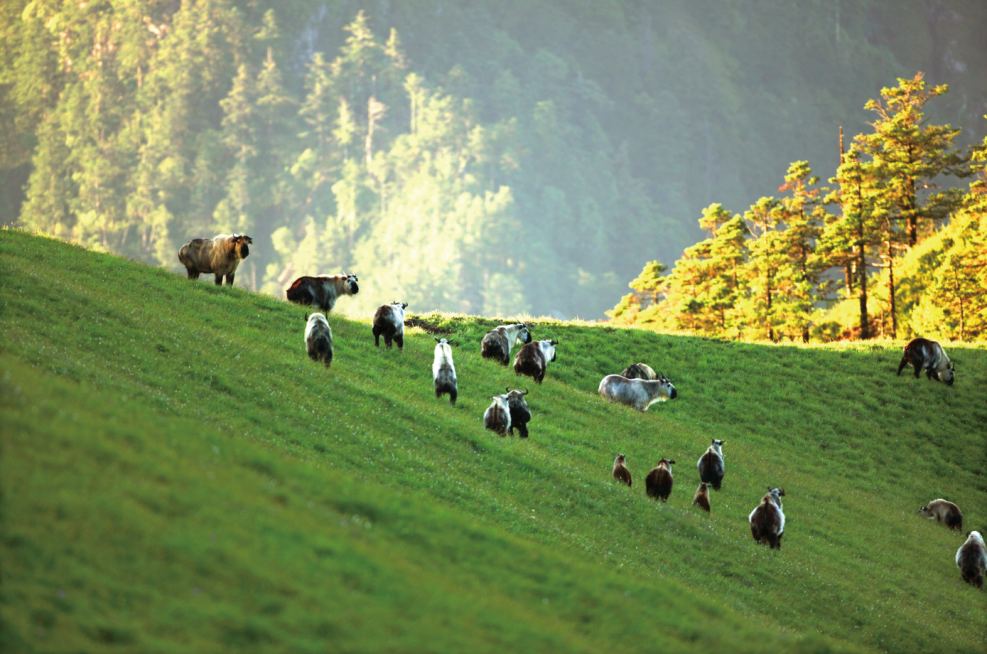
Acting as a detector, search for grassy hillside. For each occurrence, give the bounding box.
[1,229,985,654]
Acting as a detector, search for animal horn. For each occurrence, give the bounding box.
[505,386,511,393]
[434,336,440,342]
[522,388,529,395]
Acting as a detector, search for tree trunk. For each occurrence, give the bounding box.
[857,232,869,339]
[887,244,897,339]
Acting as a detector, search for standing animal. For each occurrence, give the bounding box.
[956,531,986,589]
[372,302,408,349]
[177,234,253,286]
[483,394,511,436]
[645,458,675,502]
[598,373,676,411]
[481,323,532,365]
[304,313,333,368]
[620,363,657,380]
[693,482,711,513]
[918,499,963,531]
[749,488,786,549]
[505,387,531,438]
[286,274,359,312]
[432,337,458,405]
[612,454,632,487]
[697,439,725,491]
[897,337,954,385]
[513,339,558,384]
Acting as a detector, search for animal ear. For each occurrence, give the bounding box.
[434,336,440,342]
[669,460,676,465]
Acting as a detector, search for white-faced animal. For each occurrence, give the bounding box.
[505,387,531,438]
[612,454,632,487]
[693,482,711,513]
[697,439,725,491]
[286,273,359,313]
[304,313,333,367]
[645,458,675,502]
[749,488,786,549]
[513,339,558,384]
[897,337,954,385]
[620,363,657,380]
[432,337,457,405]
[956,531,986,589]
[178,234,252,286]
[372,302,408,349]
[598,372,676,412]
[481,323,532,365]
[483,394,511,436]
[918,499,963,531]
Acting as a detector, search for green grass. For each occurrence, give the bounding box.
[1,229,985,653]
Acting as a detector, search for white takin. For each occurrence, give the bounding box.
[598,372,676,411]
[432,337,458,405]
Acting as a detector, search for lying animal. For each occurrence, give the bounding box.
[286,274,359,312]
[749,488,786,549]
[304,313,333,368]
[598,372,676,411]
[372,302,408,349]
[897,337,954,385]
[178,234,252,286]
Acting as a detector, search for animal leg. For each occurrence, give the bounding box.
[323,353,332,368]
[373,328,381,347]
[384,335,393,349]
[186,268,200,280]
[226,272,235,286]
[394,334,404,350]
[448,389,457,406]
[926,367,934,380]
[896,357,908,376]
[517,423,528,438]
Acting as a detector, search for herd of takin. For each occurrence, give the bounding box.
[178,234,986,591]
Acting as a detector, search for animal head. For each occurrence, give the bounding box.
[698,482,710,491]
[231,234,253,258]
[964,531,984,546]
[655,371,677,401]
[434,337,458,346]
[390,302,408,319]
[710,438,724,452]
[614,454,626,466]
[542,339,559,362]
[306,312,328,325]
[505,386,530,406]
[766,487,785,502]
[938,361,955,385]
[345,273,359,295]
[517,324,533,345]
[918,505,930,516]
[657,457,675,469]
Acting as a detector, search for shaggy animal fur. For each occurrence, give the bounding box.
[693,482,711,513]
[612,454,632,487]
[645,458,675,502]
[372,302,408,349]
[956,531,987,589]
[432,338,458,405]
[481,323,532,365]
[697,439,726,491]
[918,499,963,531]
[178,234,252,286]
[749,488,786,549]
[286,274,359,312]
[505,388,531,438]
[598,373,676,411]
[620,363,657,380]
[897,337,954,385]
[304,313,333,368]
[483,394,511,436]
[513,339,558,384]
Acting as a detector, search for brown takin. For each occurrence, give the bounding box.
[612,454,632,487]
[178,234,253,286]
[286,274,359,313]
[620,363,657,380]
[955,531,986,589]
[645,458,675,502]
[918,499,963,531]
[749,488,786,549]
[693,482,711,513]
[372,302,408,349]
[897,337,954,385]
[483,393,511,436]
[512,339,558,384]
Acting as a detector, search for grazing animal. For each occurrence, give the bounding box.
[645,458,675,502]
[918,499,963,531]
[612,454,632,487]
[697,439,726,491]
[432,337,458,405]
[620,363,657,380]
[505,387,531,438]
[481,323,532,365]
[897,337,954,385]
[693,482,711,513]
[749,488,786,549]
[483,394,511,436]
[304,313,333,368]
[598,372,677,411]
[286,273,359,312]
[178,234,252,286]
[372,302,408,349]
[956,531,986,589]
[513,339,558,384]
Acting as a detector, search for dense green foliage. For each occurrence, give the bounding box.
[2,230,986,653]
[3,1,987,318]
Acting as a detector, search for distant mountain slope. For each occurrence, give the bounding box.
[1,230,985,653]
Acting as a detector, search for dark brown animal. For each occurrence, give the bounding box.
[918,499,963,531]
[620,363,657,380]
[505,387,531,438]
[956,531,986,589]
[483,394,511,435]
[749,488,786,549]
[178,234,252,285]
[286,274,359,312]
[897,337,954,385]
[693,482,711,513]
[372,302,407,349]
[612,454,632,487]
[513,339,558,384]
[645,458,675,502]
